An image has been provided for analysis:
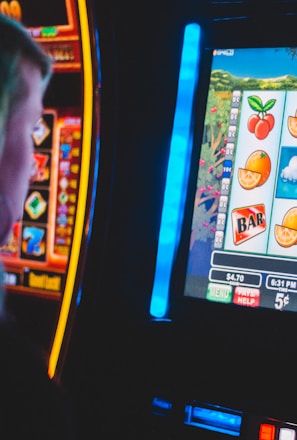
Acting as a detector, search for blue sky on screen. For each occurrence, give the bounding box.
[213,47,297,78]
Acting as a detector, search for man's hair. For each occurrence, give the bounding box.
[0,14,52,150]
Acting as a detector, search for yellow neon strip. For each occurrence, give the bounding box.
[48,0,93,379]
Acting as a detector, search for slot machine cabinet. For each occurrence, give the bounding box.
[0,0,100,381]
[59,1,297,439]
[146,2,297,439]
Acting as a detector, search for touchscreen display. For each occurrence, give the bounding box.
[185,47,297,312]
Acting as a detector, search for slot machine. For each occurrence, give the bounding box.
[60,1,297,439]
[0,0,100,381]
[148,2,297,439]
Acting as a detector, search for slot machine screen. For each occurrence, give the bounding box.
[0,0,91,304]
[0,109,81,300]
[184,45,297,314]
[20,0,68,27]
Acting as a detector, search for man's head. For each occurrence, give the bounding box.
[0,15,52,245]
[0,14,52,146]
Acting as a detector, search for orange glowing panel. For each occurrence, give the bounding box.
[259,424,276,440]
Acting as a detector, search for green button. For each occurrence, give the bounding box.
[41,27,57,38]
[206,283,232,303]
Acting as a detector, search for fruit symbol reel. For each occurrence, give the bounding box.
[274,151,297,248]
[223,91,285,254]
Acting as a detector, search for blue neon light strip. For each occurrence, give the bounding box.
[151,397,173,417]
[184,405,242,437]
[152,397,173,411]
[150,23,201,318]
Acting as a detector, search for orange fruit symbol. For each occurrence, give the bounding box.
[238,150,271,190]
[275,225,297,248]
[288,110,297,138]
[283,207,297,229]
[275,207,297,247]
[237,169,262,190]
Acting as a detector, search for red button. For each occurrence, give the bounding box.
[259,423,275,440]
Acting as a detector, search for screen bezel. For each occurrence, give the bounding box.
[169,13,297,351]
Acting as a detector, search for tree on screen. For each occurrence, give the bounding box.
[190,88,231,249]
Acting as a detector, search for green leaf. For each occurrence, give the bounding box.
[247,95,264,112]
[263,99,276,112]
